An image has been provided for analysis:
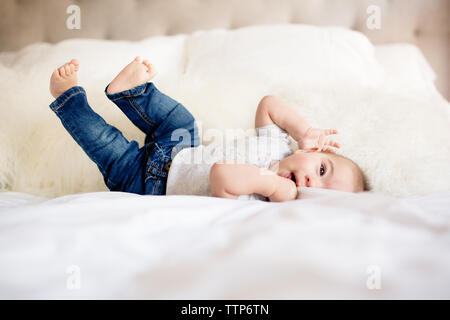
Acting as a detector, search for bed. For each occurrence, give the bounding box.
[0,0,449,299]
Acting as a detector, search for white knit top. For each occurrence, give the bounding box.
[166,124,293,201]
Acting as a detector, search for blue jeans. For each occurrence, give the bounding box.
[49,82,199,195]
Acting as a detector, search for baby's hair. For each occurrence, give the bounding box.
[322,152,369,192]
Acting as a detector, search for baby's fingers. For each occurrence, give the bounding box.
[324,129,339,136]
[323,148,337,154]
[324,140,341,149]
[317,134,326,150]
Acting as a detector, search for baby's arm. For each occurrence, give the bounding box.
[210,161,297,202]
[255,95,311,142]
[255,95,340,152]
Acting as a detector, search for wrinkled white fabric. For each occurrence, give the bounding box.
[0,189,449,299]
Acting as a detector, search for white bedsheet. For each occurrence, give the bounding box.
[0,189,449,299]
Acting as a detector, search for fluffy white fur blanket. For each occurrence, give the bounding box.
[0,25,449,198]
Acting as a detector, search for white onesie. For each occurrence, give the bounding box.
[165,124,293,201]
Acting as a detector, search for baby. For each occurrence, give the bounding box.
[49,57,366,201]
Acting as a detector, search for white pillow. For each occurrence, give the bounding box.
[375,44,437,94]
[184,24,383,89]
[176,24,385,134]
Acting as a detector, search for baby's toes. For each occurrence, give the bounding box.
[148,66,158,77]
[144,62,157,76]
[58,66,66,77]
[52,69,60,79]
[64,64,71,76]
[70,59,80,71]
[142,60,153,71]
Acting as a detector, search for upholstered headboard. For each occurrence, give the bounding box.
[1,0,449,99]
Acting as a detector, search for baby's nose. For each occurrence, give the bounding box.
[305,175,312,187]
[306,175,316,188]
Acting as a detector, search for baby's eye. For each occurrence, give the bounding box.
[320,164,326,176]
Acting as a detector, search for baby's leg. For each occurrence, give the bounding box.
[104,57,199,152]
[49,60,147,193]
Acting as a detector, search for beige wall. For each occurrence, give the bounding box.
[1,0,449,99]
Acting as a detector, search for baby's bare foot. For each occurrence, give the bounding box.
[50,59,80,99]
[107,56,158,94]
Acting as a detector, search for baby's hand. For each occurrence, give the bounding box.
[298,127,341,153]
[268,176,298,202]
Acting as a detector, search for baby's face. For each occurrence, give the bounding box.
[272,150,358,192]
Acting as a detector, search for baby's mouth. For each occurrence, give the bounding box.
[283,172,297,185]
[290,173,297,185]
